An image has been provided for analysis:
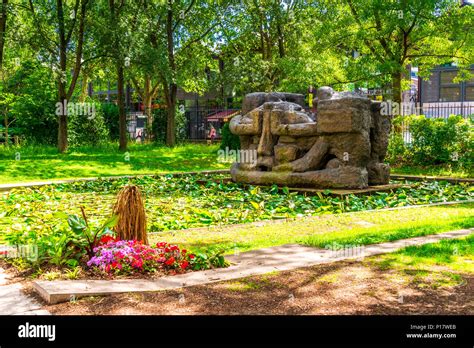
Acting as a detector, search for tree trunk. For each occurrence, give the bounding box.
[0,0,8,70]
[277,24,285,58]
[165,83,177,147]
[117,62,127,151]
[165,2,176,147]
[391,71,402,104]
[144,77,153,141]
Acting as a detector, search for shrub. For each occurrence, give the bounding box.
[0,60,57,145]
[3,213,228,275]
[101,103,120,141]
[387,115,473,167]
[68,98,110,147]
[86,240,228,275]
[87,240,198,274]
[220,122,240,151]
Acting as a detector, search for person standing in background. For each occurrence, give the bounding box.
[208,125,217,144]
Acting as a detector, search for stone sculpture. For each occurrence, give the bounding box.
[229,87,391,189]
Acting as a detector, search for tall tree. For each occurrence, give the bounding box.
[139,0,229,147]
[325,0,474,102]
[107,0,128,151]
[24,0,89,152]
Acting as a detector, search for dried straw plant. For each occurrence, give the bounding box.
[112,185,148,244]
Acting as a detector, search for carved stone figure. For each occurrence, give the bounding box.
[229,87,391,189]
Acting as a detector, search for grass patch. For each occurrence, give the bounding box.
[367,235,474,289]
[225,280,264,292]
[0,142,472,184]
[303,213,474,249]
[0,143,227,184]
[149,203,474,254]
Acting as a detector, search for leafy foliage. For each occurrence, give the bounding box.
[101,103,120,141]
[68,99,111,147]
[219,122,240,151]
[1,174,472,238]
[388,115,473,167]
[0,60,57,144]
[152,106,188,144]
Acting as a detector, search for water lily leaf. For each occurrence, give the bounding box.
[53,212,68,219]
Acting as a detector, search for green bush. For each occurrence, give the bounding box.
[101,103,120,141]
[68,99,110,147]
[219,121,240,150]
[0,60,57,145]
[387,115,473,167]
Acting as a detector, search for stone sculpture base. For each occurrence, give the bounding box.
[229,88,392,189]
[231,163,368,189]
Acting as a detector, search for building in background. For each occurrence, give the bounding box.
[418,63,474,117]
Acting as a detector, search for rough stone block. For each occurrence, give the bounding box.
[274,144,298,164]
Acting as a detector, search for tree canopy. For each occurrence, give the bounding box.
[0,0,472,150]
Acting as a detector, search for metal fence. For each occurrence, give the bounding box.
[417,104,474,119]
[186,107,240,140]
[399,104,474,144]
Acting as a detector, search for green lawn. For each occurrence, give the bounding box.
[0,143,227,184]
[149,203,474,254]
[367,235,474,288]
[0,143,472,184]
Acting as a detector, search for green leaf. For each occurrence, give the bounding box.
[250,201,260,210]
[53,211,68,219]
[66,259,79,268]
[67,215,87,234]
[101,215,119,230]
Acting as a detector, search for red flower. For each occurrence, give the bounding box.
[189,254,195,260]
[165,257,175,266]
[132,258,143,269]
[180,261,189,269]
[99,235,116,245]
[181,249,187,254]
[164,247,170,253]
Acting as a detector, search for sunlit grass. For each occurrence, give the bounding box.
[367,235,474,288]
[0,143,227,184]
[149,203,474,254]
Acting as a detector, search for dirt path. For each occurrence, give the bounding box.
[41,260,473,315]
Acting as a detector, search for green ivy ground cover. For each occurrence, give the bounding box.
[0,174,472,244]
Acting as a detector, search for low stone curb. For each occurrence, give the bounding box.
[390,174,474,184]
[33,228,473,305]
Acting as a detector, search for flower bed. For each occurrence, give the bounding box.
[87,240,197,274]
